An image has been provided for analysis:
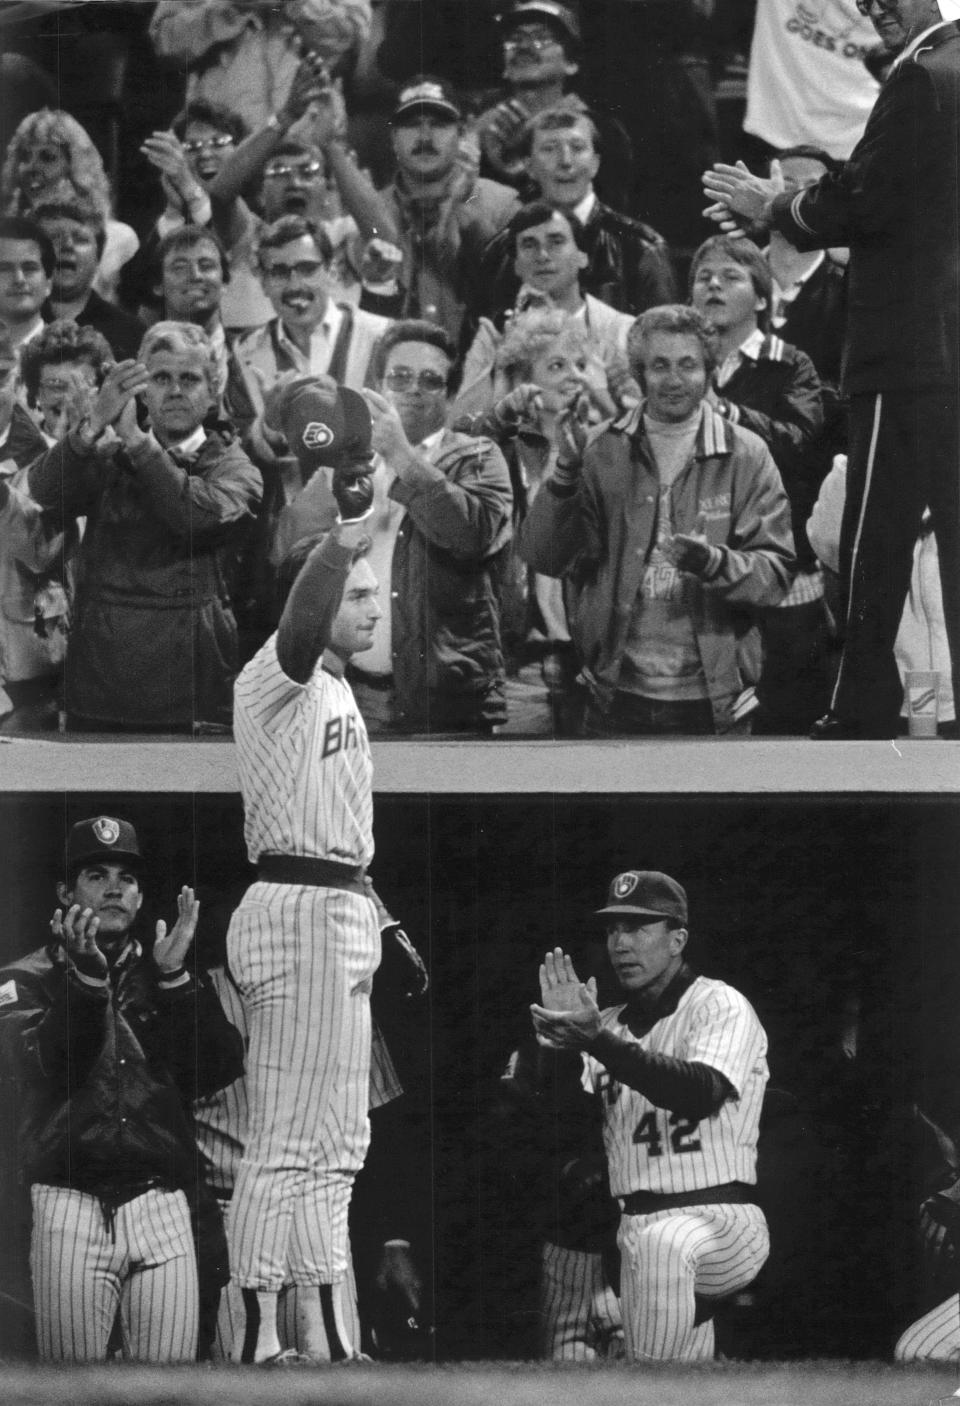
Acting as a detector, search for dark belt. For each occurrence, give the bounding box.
[346,666,394,693]
[619,1182,756,1216]
[257,854,367,894]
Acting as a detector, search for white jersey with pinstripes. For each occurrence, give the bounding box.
[233,634,373,865]
[582,977,768,1198]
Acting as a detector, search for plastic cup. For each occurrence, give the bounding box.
[904,670,940,739]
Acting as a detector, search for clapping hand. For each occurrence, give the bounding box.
[530,947,601,1049]
[152,886,200,976]
[52,903,108,980]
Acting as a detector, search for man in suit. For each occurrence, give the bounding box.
[703,0,960,740]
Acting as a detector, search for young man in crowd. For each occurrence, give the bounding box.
[474,103,676,334]
[688,234,827,733]
[0,215,53,351]
[0,814,243,1362]
[35,196,145,361]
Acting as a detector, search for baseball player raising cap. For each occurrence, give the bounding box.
[531,868,770,1361]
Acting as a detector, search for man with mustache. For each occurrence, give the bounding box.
[374,76,520,343]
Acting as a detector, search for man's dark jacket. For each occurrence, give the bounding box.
[43,291,145,363]
[771,21,960,396]
[0,939,244,1194]
[473,197,677,333]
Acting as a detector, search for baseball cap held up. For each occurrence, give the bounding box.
[265,374,373,478]
[596,870,688,923]
[66,816,143,874]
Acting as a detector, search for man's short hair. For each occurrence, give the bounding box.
[20,318,114,405]
[775,144,841,176]
[375,318,461,394]
[506,200,586,256]
[278,531,371,611]
[33,196,107,259]
[155,224,231,286]
[0,215,56,277]
[138,320,218,388]
[626,304,719,380]
[518,99,600,160]
[256,214,334,271]
[269,139,325,166]
[689,235,772,332]
[496,307,591,383]
[172,98,249,145]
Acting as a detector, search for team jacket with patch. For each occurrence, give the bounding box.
[582,975,768,1199]
[0,941,244,1194]
[714,334,824,567]
[517,403,796,732]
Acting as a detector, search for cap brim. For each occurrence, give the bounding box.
[595,905,673,918]
[70,849,144,871]
[392,102,460,122]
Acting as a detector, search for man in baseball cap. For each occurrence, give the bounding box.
[64,814,144,879]
[595,870,688,926]
[532,869,770,1361]
[0,817,242,1363]
[376,73,519,342]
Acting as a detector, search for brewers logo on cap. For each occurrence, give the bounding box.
[93,816,120,846]
[302,422,335,451]
[612,872,639,900]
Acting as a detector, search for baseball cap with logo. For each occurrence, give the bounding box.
[502,1,581,43]
[66,816,143,874]
[264,374,373,477]
[595,870,688,923]
[392,76,462,124]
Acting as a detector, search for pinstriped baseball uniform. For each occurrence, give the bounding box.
[30,1184,198,1363]
[195,965,402,1358]
[226,632,380,1293]
[538,1242,623,1361]
[895,1295,960,1363]
[582,977,770,1360]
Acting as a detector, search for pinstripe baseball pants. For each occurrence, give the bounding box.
[538,1241,624,1361]
[30,1184,198,1363]
[617,1202,769,1361]
[226,882,380,1291]
[895,1295,960,1363]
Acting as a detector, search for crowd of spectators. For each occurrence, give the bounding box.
[0,0,952,738]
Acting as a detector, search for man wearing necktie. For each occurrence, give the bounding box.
[28,321,262,730]
[703,0,960,740]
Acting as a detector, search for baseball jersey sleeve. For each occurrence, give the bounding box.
[680,985,768,1099]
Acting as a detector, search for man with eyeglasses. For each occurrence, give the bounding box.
[272,319,514,733]
[704,0,960,741]
[473,1,635,213]
[233,213,391,465]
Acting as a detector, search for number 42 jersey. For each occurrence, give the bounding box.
[582,977,768,1198]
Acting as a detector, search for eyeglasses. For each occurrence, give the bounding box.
[504,28,561,51]
[262,258,326,281]
[384,367,448,393]
[182,135,234,154]
[854,0,898,13]
[264,161,324,179]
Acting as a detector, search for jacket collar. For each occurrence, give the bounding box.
[612,400,733,457]
[891,18,960,71]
